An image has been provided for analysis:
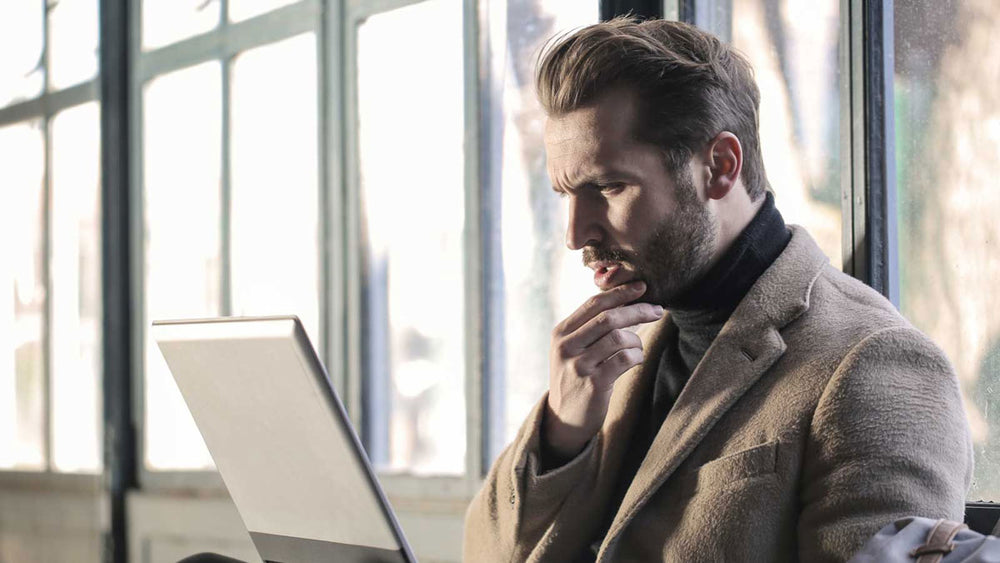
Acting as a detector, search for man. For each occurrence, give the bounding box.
[464,17,972,562]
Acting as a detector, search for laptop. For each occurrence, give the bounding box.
[152,316,417,563]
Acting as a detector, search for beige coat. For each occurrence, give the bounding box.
[464,226,972,562]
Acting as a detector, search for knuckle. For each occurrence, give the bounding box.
[608,329,626,347]
[593,311,609,329]
[553,340,570,360]
[626,348,643,365]
[622,330,642,350]
[551,320,568,338]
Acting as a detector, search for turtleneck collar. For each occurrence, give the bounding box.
[670,191,790,314]
[666,191,791,372]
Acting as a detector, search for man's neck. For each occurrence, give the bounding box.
[669,191,786,313]
[664,190,789,373]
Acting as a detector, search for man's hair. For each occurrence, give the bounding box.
[536,17,768,200]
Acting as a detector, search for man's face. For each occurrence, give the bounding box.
[544,89,719,307]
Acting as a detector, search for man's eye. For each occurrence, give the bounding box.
[599,183,625,194]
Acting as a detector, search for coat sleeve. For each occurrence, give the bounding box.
[463,393,602,562]
[798,325,974,562]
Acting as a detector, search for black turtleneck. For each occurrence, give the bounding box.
[651,191,791,425]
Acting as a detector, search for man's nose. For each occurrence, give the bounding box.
[564,195,603,251]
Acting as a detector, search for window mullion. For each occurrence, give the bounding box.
[43,113,54,474]
[320,0,346,398]
[221,55,233,318]
[42,0,54,476]
[600,0,664,20]
[861,0,899,305]
[464,0,485,483]
[477,0,507,473]
[101,0,138,561]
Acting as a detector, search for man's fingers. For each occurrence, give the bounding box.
[579,328,642,370]
[567,301,664,350]
[557,281,647,335]
[591,347,644,387]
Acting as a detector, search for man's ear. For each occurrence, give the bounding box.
[704,132,743,200]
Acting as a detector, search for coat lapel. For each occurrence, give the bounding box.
[599,225,830,553]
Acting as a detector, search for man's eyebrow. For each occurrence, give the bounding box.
[552,174,635,194]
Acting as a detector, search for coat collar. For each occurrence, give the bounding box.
[598,225,830,554]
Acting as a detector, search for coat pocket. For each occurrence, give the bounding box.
[692,440,779,491]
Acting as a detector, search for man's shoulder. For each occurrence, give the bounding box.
[787,263,945,365]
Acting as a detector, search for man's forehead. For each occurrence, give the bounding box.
[543,90,639,147]
[543,91,642,179]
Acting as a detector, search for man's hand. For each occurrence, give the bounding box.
[543,281,664,461]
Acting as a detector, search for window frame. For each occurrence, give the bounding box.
[342,0,486,500]
[128,0,327,493]
[0,0,102,490]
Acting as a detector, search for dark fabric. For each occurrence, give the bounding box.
[669,191,791,313]
[177,554,249,563]
[649,191,791,426]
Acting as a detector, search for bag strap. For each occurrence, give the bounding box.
[910,519,967,563]
[992,515,1000,537]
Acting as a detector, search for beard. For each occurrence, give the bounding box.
[582,170,718,307]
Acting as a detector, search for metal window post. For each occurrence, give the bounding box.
[601,0,664,20]
[862,0,899,306]
[99,0,137,561]
[844,0,899,305]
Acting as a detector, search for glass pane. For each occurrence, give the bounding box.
[728,0,843,268]
[498,0,600,448]
[50,102,102,473]
[229,0,298,23]
[143,0,220,51]
[357,0,466,475]
[894,0,1000,501]
[0,2,44,107]
[143,62,222,470]
[0,120,47,470]
[48,0,100,90]
[230,34,320,345]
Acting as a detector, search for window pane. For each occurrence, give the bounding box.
[229,0,299,23]
[230,34,320,345]
[357,0,466,475]
[728,0,843,267]
[0,2,44,107]
[50,102,102,473]
[0,120,46,470]
[48,0,100,90]
[894,0,1000,501]
[143,0,220,51]
[143,62,222,471]
[498,0,600,448]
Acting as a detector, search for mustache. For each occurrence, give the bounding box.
[582,245,637,267]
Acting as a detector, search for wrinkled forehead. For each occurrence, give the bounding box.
[543,90,642,179]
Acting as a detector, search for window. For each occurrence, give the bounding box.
[697,0,844,268]
[0,0,102,476]
[142,61,223,471]
[355,0,467,475]
[50,102,103,473]
[137,0,322,475]
[0,119,46,471]
[142,0,221,51]
[894,0,1000,502]
[496,0,601,452]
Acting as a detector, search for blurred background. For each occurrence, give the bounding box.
[0,0,996,561]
